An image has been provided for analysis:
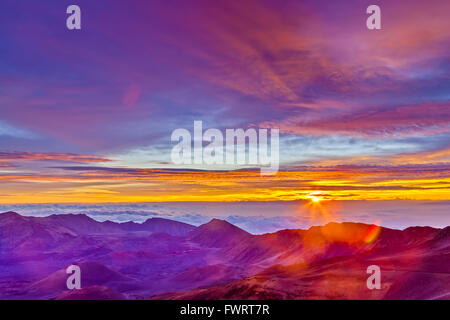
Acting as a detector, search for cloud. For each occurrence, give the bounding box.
[0,151,111,163]
[1,0,448,153]
[260,101,450,137]
[0,121,38,139]
[0,163,448,202]
[0,201,449,230]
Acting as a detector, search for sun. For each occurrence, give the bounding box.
[309,196,321,203]
[307,192,323,203]
[302,192,336,223]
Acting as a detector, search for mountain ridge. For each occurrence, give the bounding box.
[1,211,448,300]
[0,211,196,237]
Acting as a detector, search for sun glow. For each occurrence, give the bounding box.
[307,191,324,203]
[302,192,337,223]
[309,196,322,203]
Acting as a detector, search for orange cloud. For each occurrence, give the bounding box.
[0,163,448,203]
[314,147,450,167]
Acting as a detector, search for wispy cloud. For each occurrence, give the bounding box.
[0,151,111,163]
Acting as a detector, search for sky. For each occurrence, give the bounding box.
[0,0,449,226]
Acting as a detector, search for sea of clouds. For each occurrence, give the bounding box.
[1,201,449,233]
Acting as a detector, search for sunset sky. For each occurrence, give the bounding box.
[0,0,449,207]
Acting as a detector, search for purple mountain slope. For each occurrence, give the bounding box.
[0,212,448,300]
[26,261,134,299]
[187,218,251,247]
[0,211,195,251]
[55,285,127,300]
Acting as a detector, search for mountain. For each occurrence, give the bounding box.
[27,262,134,299]
[151,222,450,300]
[144,264,248,296]
[139,218,195,236]
[187,218,251,247]
[38,213,195,236]
[39,213,124,235]
[55,285,127,300]
[428,226,450,250]
[152,249,450,300]
[0,211,195,252]
[0,211,77,253]
[1,212,448,300]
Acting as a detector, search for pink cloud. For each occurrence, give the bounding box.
[260,101,450,136]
